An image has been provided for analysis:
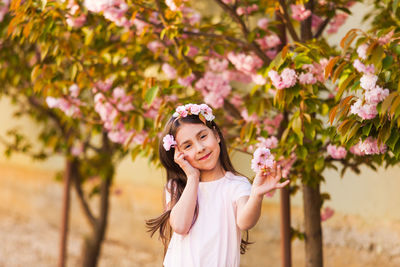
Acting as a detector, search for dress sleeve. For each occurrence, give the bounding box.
[232,177,252,203]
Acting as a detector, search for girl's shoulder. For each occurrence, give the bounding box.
[225,171,251,184]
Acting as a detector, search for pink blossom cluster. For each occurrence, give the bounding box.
[65,0,86,28]
[257,18,269,30]
[327,144,347,159]
[94,86,135,144]
[277,153,297,179]
[299,72,317,85]
[312,14,323,29]
[378,30,394,45]
[225,52,266,85]
[147,41,164,53]
[350,72,389,120]
[195,71,231,109]
[84,0,131,27]
[236,4,258,16]
[241,109,259,123]
[162,63,177,80]
[321,207,334,221]
[0,0,9,22]
[256,34,281,50]
[327,13,348,34]
[182,7,201,25]
[46,84,82,117]
[263,114,283,135]
[353,59,374,74]
[357,44,368,60]
[256,136,278,149]
[350,137,387,156]
[290,4,311,21]
[302,59,328,83]
[251,147,276,174]
[227,52,263,75]
[268,68,297,90]
[165,0,189,11]
[177,73,196,87]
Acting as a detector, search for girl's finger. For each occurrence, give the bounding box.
[275,165,282,182]
[276,179,290,188]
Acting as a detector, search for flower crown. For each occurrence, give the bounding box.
[173,103,215,123]
[163,103,215,151]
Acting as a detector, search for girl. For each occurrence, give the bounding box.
[147,103,289,267]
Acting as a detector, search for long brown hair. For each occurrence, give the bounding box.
[146,114,251,254]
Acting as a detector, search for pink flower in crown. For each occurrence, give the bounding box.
[189,104,201,115]
[163,134,177,151]
[175,105,188,117]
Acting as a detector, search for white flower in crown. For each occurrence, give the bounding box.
[172,103,215,122]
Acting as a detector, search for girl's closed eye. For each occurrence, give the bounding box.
[201,134,207,139]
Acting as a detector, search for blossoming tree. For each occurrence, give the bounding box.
[328,1,400,162]
[2,0,398,267]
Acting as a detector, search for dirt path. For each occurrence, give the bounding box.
[0,163,399,266]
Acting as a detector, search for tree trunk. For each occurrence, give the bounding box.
[280,187,292,267]
[80,175,112,267]
[80,133,113,267]
[58,158,75,267]
[302,183,323,267]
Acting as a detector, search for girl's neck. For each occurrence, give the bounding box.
[199,163,226,182]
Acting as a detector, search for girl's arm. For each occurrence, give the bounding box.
[236,165,289,230]
[169,176,199,235]
[169,148,200,235]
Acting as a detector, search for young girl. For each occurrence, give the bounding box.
[147,103,289,267]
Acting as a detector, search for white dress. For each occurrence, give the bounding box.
[163,171,252,267]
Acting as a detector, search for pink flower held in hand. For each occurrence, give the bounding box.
[251,147,276,174]
[321,207,334,221]
[163,134,177,151]
[291,4,311,21]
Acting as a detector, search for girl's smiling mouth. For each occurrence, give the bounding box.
[199,152,212,160]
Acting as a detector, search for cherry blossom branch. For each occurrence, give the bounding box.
[212,0,271,64]
[277,0,300,42]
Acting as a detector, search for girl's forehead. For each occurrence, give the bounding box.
[175,123,209,141]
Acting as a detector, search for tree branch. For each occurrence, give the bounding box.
[212,0,271,64]
[314,17,331,39]
[73,161,97,228]
[277,0,300,42]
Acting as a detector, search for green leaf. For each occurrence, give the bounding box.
[145,86,159,105]
[296,146,308,159]
[393,0,399,13]
[214,44,225,55]
[382,56,393,70]
[362,123,373,136]
[314,157,325,172]
[386,130,400,151]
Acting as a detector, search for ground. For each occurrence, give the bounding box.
[0,163,399,267]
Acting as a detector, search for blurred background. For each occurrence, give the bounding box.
[1,1,400,267]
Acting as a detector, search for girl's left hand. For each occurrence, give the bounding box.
[251,163,290,198]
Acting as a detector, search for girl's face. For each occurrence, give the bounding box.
[175,123,221,171]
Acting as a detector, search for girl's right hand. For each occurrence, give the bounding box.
[174,148,200,181]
